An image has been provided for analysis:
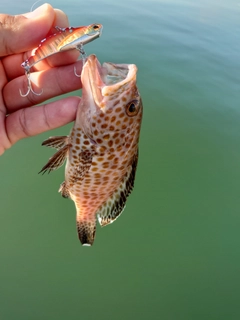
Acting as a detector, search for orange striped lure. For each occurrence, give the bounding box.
[20,23,103,97]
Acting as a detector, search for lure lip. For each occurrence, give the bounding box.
[83,54,137,108]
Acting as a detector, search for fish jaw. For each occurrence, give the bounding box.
[76,54,142,141]
[85,54,137,107]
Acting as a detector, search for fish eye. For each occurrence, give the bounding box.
[125,100,139,117]
[93,25,100,30]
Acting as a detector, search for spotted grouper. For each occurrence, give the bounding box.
[40,54,143,246]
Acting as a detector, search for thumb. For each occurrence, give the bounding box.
[0,4,68,57]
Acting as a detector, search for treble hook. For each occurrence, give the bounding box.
[74,43,87,77]
[19,69,43,97]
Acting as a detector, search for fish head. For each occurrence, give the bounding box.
[77,54,143,148]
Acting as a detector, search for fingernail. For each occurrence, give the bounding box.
[23,3,49,19]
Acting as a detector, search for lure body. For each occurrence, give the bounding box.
[20,23,103,97]
[22,24,103,70]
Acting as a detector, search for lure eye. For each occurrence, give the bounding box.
[125,100,139,117]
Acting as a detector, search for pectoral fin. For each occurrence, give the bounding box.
[97,150,138,226]
[39,144,69,174]
[42,136,69,150]
[58,181,70,198]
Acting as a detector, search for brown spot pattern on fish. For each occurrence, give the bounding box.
[40,54,143,246]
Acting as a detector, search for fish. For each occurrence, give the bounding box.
[39,54,143,246]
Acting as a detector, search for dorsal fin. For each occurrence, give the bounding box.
[97,150,138,227]
[39,144,69,174]
[42,136,69,150]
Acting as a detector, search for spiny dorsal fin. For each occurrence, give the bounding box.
[97,150,138,227]
[39,144,69,174]
[42,136,69,150]
[76,216,96,246]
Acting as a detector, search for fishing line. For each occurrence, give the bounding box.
[30,0,44,12]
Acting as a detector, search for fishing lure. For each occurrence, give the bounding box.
[20,23,103,97]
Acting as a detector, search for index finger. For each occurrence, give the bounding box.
[0,4,68,57]
[3,59,83,112]
[2,49,80,81]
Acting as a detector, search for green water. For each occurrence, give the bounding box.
[1,0,240,319]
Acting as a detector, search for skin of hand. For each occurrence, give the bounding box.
[0,3,84,156]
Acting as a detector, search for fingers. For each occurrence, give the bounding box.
[0,4,69,57]
[3,59,83,113]
[0,5,83,155]
[5,96,80,147]
[51,9,69,28]
[2,49,80,81]
[0,4,54,56]
[1,4,77,80]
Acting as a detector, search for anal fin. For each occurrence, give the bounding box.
[39,144,69,174]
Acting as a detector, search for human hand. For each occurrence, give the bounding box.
[0,4,83,155]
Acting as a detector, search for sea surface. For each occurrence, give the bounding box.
[1,0,240,319]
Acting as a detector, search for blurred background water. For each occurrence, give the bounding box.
[1,0,240,319]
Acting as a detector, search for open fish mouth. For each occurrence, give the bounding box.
[82,54,137,108]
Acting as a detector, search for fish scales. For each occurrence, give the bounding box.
[40,54,143,246]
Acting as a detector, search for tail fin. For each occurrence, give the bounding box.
[76,216,96,246]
